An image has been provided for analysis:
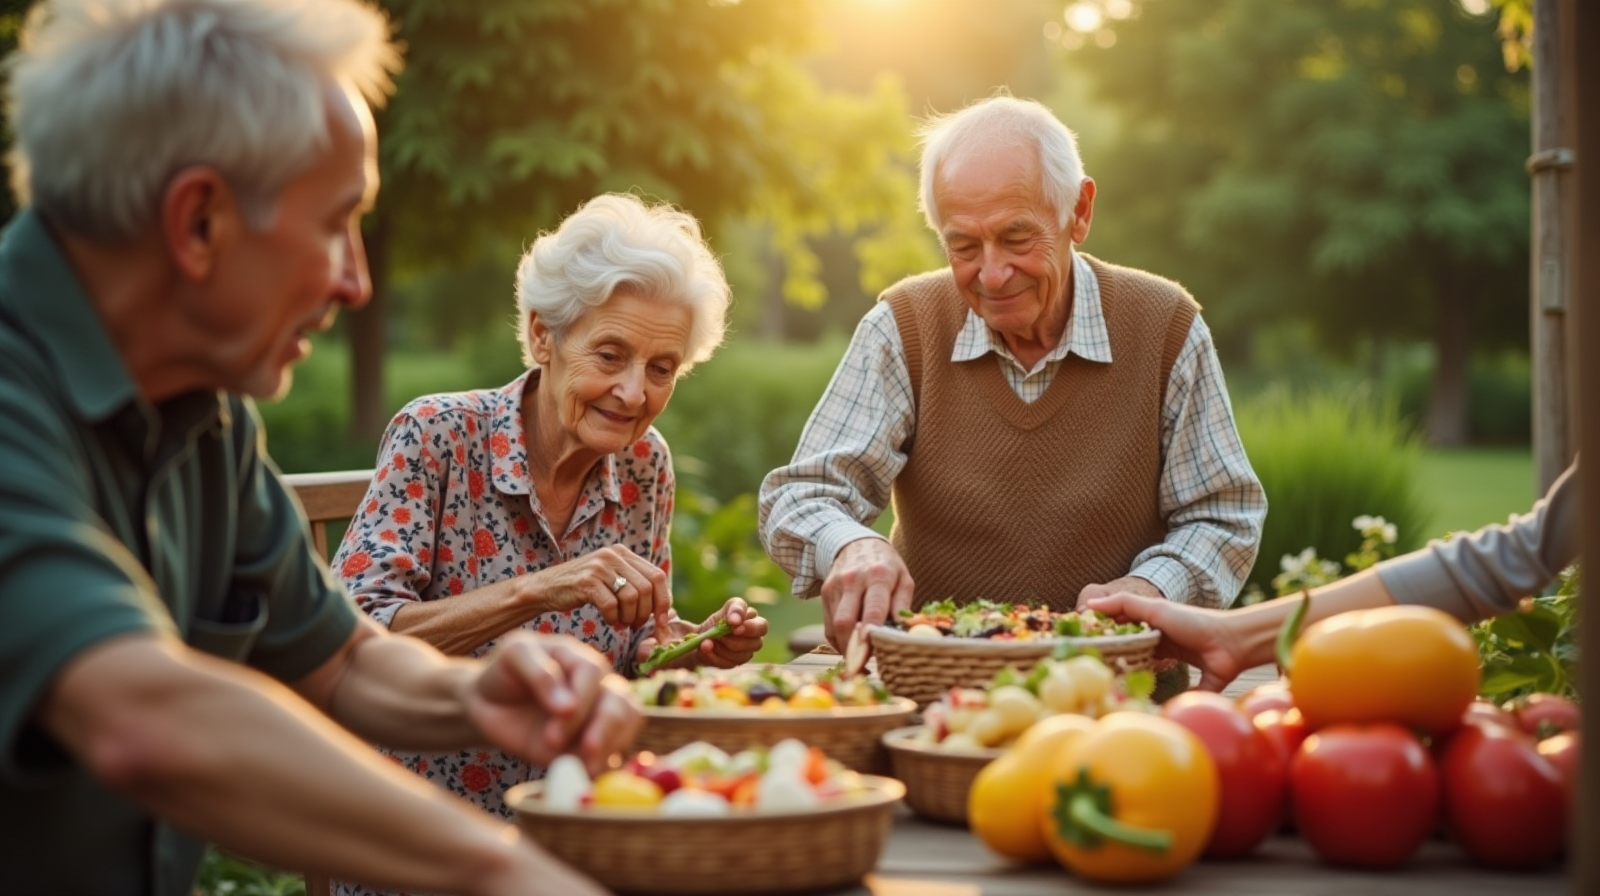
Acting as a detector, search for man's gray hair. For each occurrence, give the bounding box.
[917,95,1085,233]
[6,0,400,241]
[516,194,731,373]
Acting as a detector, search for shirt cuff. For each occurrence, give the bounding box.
[814,521,891,595]
[1376,551,1479,623]
[365,600,404,629]
[1128,558,1192,605]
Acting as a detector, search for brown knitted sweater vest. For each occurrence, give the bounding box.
[884,255,1198,612]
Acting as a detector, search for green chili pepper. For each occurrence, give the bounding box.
[639,618,735,675]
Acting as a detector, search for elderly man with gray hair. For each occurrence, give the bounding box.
[0,1,635,895]
[760,95,1267,657]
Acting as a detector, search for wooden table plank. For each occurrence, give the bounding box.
[825,808,1567,895]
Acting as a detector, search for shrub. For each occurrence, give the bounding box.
[1234,386,1433,597]
[668,490,792,622]
[653,336,849,501]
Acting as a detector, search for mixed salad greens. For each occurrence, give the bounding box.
[892,598,1150,640]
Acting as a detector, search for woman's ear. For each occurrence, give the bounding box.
[528,312,554,366]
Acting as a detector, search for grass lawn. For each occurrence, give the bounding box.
[1415,447,1537,538]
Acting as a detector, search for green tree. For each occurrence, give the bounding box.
[359,0,935,438]
[1060,0,1529,445]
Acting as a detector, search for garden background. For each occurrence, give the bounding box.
[228,0,1545,657]
[0,0,1542,653]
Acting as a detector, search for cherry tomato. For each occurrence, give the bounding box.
[1236,681,1295,719]
[1507,693,1582,740]
[1440,720,1566,869]
[1162,692,1286,858]
[1288,605,1478,736]
[1291,723,1438,868]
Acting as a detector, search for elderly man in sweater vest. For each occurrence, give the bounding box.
[759,95,1267,652]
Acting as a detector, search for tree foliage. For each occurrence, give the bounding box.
[375,0,931,300]
[1061,0,1530,443]
[349,0,936,436]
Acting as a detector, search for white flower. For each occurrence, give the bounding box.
[1381,523,1398,544]
[1353,515,1377,531]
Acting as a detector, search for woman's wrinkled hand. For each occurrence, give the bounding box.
[1085,592,1249,692]
[523,544,672,633]
[692,597,768,668]
[633,596,768,671]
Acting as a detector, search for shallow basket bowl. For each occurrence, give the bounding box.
[633,697,918,775]
[506,776,905,895]
[868,625,1161,707]
[880,726,1001,826]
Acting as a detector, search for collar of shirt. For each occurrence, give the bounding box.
[488,367,622,506]
[0,209,223,454]
[950,249,1113,373]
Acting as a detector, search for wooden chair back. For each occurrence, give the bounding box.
[283,470,374,561]
[279,469,373,896]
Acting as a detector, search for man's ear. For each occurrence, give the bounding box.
[528,312,554,365]
[1069,177,1096,244]
[161,167,238,281]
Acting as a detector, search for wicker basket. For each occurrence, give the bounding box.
[868,625,1161,707]
[506,776,905,895]
[880,726,1000,826]
[633,697,917,775]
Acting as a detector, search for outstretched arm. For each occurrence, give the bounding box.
[40,632,611,896]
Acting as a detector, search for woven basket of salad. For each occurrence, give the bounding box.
[881,653,1155,824]
[508,740,904,895]
[867,599,1160,707]
[631,665,917,774]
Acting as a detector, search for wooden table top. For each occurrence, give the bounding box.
[843,808,1569,895]
[757,650,1570,895]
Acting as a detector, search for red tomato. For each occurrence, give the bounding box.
[1507,693,1582,740]
[1461,699,1517,731]
[1163,692,1287,858]
[1236,681,1295,719]
[1291,724,1439,868]
[1537,731,1580,791]
[1252,707,1308,768]
[1440,720,1566,868]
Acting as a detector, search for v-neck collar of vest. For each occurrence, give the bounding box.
[962,255,1120,431]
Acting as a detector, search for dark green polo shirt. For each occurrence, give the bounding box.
[0,210,360,895]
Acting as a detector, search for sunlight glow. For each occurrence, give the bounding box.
[1043,21,1063,41]
[1457,0,1491,15]
[1105,0,1134,20]
[1064,3,1103,34]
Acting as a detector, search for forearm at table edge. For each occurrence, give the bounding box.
[44,634,523,895]
[323,627,484,750]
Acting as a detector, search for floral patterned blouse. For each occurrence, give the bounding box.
[329,369,673,896]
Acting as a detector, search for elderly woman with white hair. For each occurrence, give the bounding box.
[329,193,766,842]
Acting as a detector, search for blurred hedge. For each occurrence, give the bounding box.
[652,335,849,500]
[1235,387,1433,597]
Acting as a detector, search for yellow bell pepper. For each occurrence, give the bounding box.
[969,714,1097,862]
[1042,712,1218,884]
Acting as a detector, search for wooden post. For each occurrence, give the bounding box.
[1572,2,1597,894]
[1529,0,1577,494]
